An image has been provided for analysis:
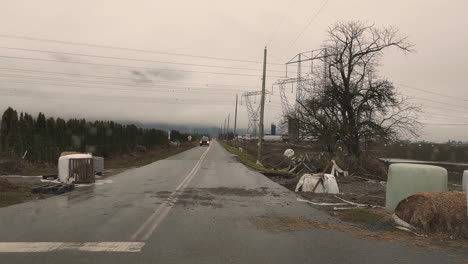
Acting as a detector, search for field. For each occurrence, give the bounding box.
[0,142,196,207]
[222,140,468,243]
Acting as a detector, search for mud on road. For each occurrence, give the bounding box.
[153,187,281,209]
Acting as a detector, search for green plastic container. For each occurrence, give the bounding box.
[385,163,447,212]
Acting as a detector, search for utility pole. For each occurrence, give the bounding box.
[227,113,230,140]
[223,117,226,140]
[257,47,267,163]
[234,94,238,138]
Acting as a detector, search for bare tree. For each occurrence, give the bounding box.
[291,21,420,156]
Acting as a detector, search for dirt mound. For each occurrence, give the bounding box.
[0,178,17,192]
[395,192,468,238]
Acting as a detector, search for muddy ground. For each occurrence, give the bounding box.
[223,140,468,247]
[151,187,279,209]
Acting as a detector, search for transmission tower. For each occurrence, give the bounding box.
[241,91,268,137]
[273,48,331,142]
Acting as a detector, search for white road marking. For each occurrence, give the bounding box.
[131,145,211,241]
[3,175,42,178]
[0,242,145,253]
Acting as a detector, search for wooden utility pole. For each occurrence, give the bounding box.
[223,117,226,140]
[227,113,230,140]
[257,47,267,163]
[234,94,238,138]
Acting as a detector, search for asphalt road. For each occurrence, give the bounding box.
[0,140,466,263]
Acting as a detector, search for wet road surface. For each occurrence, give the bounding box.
[0,140,466,263]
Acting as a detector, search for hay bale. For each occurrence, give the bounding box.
[395,192,468,238]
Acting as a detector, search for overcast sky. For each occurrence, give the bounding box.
[0,0,467,141]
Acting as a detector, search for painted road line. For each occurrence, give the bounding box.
[140,147,209,241]
[0,242,145,253]
[131,145,211,241]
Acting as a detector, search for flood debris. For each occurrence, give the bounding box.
[283,149,295,158]
[41,174,58,180]
[32,183,74,194]
[334,195,383,209]
[297,198,346,206]
[331,160,349,177]
[295,173,339,194]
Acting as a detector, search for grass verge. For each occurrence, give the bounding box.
[337,208,385,225]
[0,143,197,208]
[218,140,293,177]
[106,143,196,169]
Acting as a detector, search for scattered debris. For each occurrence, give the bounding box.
[334,195,383,209]
[333,207,356,211]
[32,184,74,194]
[295,173,339,194]
[41,175,58,180]
[331,160,349,177]
[283,149,295,158]
[392,213,417,230]
[297,197,347,206]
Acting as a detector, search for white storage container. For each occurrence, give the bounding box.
[58,154,93,183]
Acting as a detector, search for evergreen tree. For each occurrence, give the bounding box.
[0,107,171,162]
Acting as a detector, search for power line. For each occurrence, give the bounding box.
[0,67,257,89]
[291,0,330,46]
[0,78,247,95]
[0,46,285,72]
[0,33,284,65]
[420,112,468,122]
[0,55,285,78]
[411,96,468,110]
[397,82,468,103]
[422,123,468,126]
[0,89,248,106]
[0,72,250,91]
[414,103,468,115]
[0,84,242,98]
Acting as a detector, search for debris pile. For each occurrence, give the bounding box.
[279,149,349,177]
[295,173,339,194]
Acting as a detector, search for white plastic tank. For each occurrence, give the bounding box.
[93,156,104,175]
[58,154,93,183]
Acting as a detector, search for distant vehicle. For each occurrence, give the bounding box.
[200,136,210,146]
